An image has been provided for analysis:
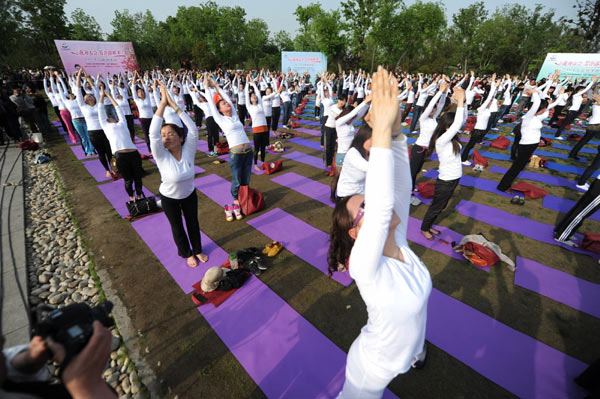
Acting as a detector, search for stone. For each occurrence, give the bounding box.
[38,272,52,284]
[48,293,66,305]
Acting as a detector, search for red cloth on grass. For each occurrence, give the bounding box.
[191,260,239,307]
[472,149,488,167]
[490,136,510,150]
[581,233,600,254]
[567,133,582,141]
[502,114,516,122]
[509,182,548,199]
[538,137,551,147]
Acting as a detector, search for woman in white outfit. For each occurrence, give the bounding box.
[329,67,432,398]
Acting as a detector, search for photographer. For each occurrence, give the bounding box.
[1,322,116,399]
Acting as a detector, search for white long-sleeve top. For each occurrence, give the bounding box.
[271,84,281,107]
[325,105,343,128]
[589,104,600,125]
[76,88,102,131]
[55,78,84,119]
[205,87,250,148]
[416,90,446,147]
[98,104,135,154]
[110,85,132,116]
[189,90,211,118]
[131,83,154,119]
[149,112,198,199]
[245,83,268,127]
[336,147,368,197]
[466,86,484,105]
[43,79,59,107]
[335,101,370,154]
[262,91,277,117]
[569,81,594,111]
[436,106,465,181]
[152,89,183,128]
[474,84,496,130]
[349,140,432,376]
[521,92,559,145]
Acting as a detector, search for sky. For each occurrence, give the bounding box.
[65,0,579,37]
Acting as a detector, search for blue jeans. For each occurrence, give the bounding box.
[229,149,253,200]
[71,118,95,155]
[282,102,293,126]
[410,105,423,132]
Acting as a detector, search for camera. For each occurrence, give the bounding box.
[36,302,114,367]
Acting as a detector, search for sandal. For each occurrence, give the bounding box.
[262,242,274,255]
[421,231,434,241]
[267,241,283,257]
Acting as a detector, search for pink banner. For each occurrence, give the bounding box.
[54,40,139,76]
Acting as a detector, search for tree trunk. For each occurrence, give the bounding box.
[395,41,413,71]
[370,45,377,74]
[463,56,468,75]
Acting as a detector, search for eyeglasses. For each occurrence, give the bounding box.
[352,201,365,228]
[161,132,179,137]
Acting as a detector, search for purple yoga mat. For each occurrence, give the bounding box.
[294,127,321,136]
[454,200,599,259]
[288,137,323,151]
[69,143,90,160]
[298,119,321,127]
[97,180,155,218]
[63,133,79,145]
[424,170,514,199]
[543,195,600,222]
[82,160,110,182]
[282,151,328,170]
[247,208,353,286]
[489,166,587,193]
[194,174,234,206]
[514,257,600,318]
[427,289,588,399]
[271,173,333,207]
[132,212,228,294]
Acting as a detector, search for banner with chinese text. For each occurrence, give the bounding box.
[281,52,327,83]
[54,40,139,76]
[537,53,600,81]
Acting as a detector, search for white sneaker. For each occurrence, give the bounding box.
[411,130,418,134]
[461,161,472,166]
[554,237,578,247]
[401,122,408,126]
[410,196,422,206]
[576,183,590,191]
[491,127,500,131]
[282,125,289,129]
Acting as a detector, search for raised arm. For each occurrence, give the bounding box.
[437,88,465,146]
[420,84,445,121]
[336,99,371,127]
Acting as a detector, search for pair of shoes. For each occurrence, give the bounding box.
[224,205,234,221]
[267,241,283,257]
[576,183,590,191]
[410,196,422,206]
[473,164,485,172]
[208,151,218,157]
[491,127,500,131]
[510,195,525,205]
[282,125,289,129]
[325,164,335,177]
[461,161,472,166]
[554,237,578,247]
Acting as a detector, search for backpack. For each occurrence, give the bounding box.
[472,149,488,167]
[463,242,500,267]
[262,160,283,175]
[581,233,600,254]
[417,182,436,199]
[490,136,510,150]
[216,142,229,155]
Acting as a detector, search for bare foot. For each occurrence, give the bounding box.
[196,253,209,263]
[429,228,441,236]
[421,230,434,241]
[254,164,261,171]
[187,256,198,268]
[106,171,112,178]
[129,196,135,201]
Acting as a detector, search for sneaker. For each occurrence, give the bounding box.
[232,204,243,220]
[461,161,472,166]
[282,125,289,129]
[491,127,500,131]
[576,183,590,191]
[411,130,418,134]
[554,237,578,247]
[208,151,218,157]
[401,122,408,126]
[410,196,422,206]
[224,205,234,222]
[556,136,565,140]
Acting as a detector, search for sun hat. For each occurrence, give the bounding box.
[201,266,224,292]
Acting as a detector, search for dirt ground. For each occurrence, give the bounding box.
[46,104,599,398]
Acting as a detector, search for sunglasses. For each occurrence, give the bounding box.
[352,201,365,228]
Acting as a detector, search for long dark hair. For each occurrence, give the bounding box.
[327,196,354,276]
[330,123,372,201]
[426,111,460,157]
[336,104,355,120]
[161,123,186,144]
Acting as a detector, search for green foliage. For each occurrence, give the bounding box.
[70,8,102,41]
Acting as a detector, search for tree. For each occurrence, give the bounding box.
[244,18,270,69]
[70,8,102,41]
[568,0,600,52]
[0,0,22,62]
[18,0,71,59]
[340,0,378,64]
[451,1,488,73]
[273,30,294,52]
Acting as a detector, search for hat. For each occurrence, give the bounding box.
[213,92,223,106]
[201,266,224,292]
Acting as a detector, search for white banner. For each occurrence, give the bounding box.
[537,53,600,81]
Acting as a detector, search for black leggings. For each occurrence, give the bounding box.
[401,103,413,123]
[206,116,220,152]
[271,106,281,131]
[237,104,247,124]
[88,129,112,172]
[421,178,460,231]
[253,131,269,163]
[410,144,428,189]
[461,129,487,162]
[194,105,204,128]
[160,190,203,258]
[497,143,538,191]
[511,123,522,160]
[125,114,135,141]
[570,124,600,158]
[139,118,152,153]
[324,126,337,166]
[556,110,579,136]
[116,151,144,197]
